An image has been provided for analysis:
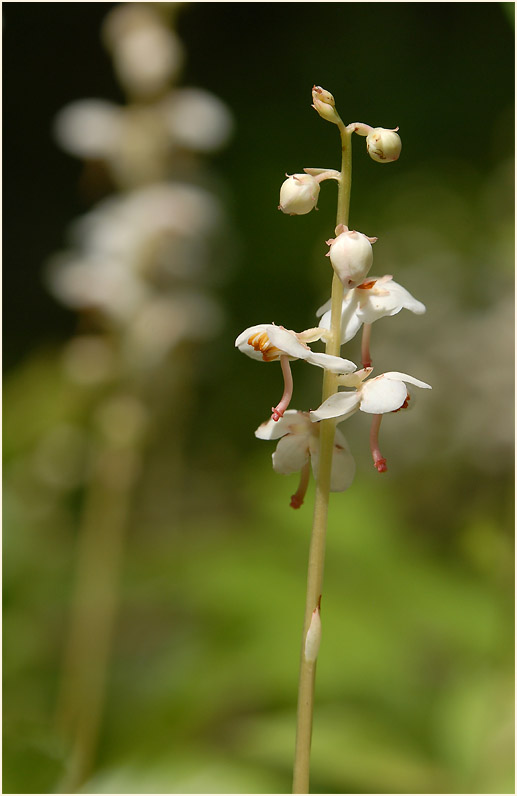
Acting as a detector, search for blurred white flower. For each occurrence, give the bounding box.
[102,3,185,97]
[160,88,233,152]
[255,410,355,507]
[53,99,123,160]
[54,91,233,183]
[71,183,223,273]
[125,292,224,368]
[50,2,232,376]
[46,253,148,322]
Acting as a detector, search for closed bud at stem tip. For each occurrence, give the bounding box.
[311,85,340,125]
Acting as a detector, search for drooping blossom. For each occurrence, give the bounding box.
[325,224,377,288]
[236,323,356,421]
[255,410,355,508]
[317,275,426,351]
[310,369,431,471]
[278,168,340,215]
[346,122,402,163]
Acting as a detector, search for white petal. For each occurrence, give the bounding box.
[309,426,355,492]
[235,324,270,361]
[267,325,309,359]
[272,433,310,475]
[357,279,426,324]
[330,433,356,491]
[310,391,360,422]
[255,410,309,441]
[359,376,408,414]
[305,352,357,373]
[318,291,363,343]
[235,324,265,347]
[381,371,432,390]
[316,298,331,318]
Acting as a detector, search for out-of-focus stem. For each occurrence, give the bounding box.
[292,118,351,795]
[55,444,138,793]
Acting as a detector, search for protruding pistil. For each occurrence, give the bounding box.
[369,413,387,472]
[290,460,311,509]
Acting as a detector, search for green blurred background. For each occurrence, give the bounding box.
[3,3,514,794]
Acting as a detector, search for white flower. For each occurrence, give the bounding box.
[45,252,148,322]
[102,3,184,97]
[311,369,431,473]
[160,88,233,153]
[317,275,426,344]
[366,127,401,163]
[279,174,320,215]
[310,369,431,423]
[53,99,124,160]
[255,410,355,507]
[54,93,233,183]
[326,224,377,288]
[236,324,356,422]
[235,323,356,372]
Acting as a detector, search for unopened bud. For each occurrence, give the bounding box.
[326,224,377,288]
[366,127,401,163]
[311,85,340,125]
[279,173,320,215]
[304,603,322,663]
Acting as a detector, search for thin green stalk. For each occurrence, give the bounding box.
[55,442,137,793]
[292,120,352,794]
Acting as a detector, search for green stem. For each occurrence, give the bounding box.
[292,120,352,794]
[55,440,137,793]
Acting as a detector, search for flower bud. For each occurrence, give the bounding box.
[311,85,340,125]
[279,174,320,215]
[366,127,401,163]
[304,603,322,664]
[326,224,377,288]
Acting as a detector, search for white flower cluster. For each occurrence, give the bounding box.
[47,3,233,376]
[235,87,430,508]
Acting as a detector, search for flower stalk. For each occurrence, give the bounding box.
[292,117,351,795]
[235,85,430,795]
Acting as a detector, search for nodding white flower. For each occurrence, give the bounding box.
[235,324,356,371]
[326,224,377,288]
[366,127,401,163]
[310,369,431,472]
[279,174,320,215]
[317,275,426,345]
[255,410,355,508]
[279,168,341,215]
[235,323,356,421]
